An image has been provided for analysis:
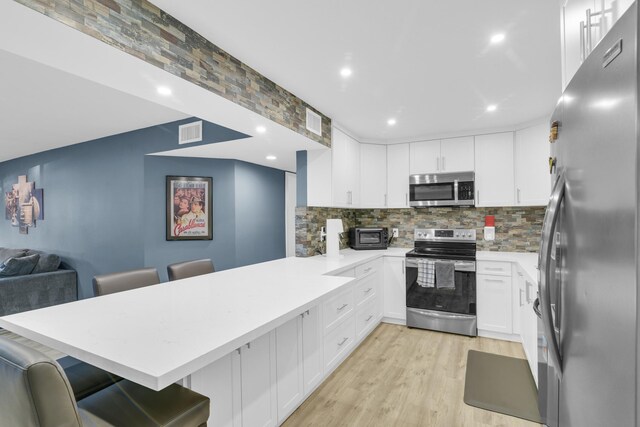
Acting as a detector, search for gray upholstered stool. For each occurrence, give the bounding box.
[0,337,210,427]
[167,259,215,281]
[92,267,160,296]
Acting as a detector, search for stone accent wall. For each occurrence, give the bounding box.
[15,0,332,147]
[296,206,545,256]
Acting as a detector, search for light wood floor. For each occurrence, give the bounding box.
[283,323,541,427]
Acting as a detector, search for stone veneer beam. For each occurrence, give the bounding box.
[15,0,331,147]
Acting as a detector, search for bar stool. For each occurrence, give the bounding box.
[167,259,215,281]
[0,336,210,426]
[93,267,160,296]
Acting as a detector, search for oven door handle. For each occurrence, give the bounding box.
[405,258,475,271]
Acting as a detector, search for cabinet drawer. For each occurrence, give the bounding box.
[355,259,379,278]
[323,286,355,332]
[356,298,378,340]
[324,314,355,372]
[354,273,377,306]
[477,261,512,276]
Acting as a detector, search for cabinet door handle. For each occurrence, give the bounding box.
[442,157,446,171]
[337,303,348,311]
[364,267,372,273]
[517,188,521,204]
[484,278,506,283]
[337,337,349,346]
[384,194,387,207]
[580,20,586,62]
[476,190,480,205]
[485,267,504,271]
[366,315,374,322]
[405,193,409,206]
[586,9,593,54]
[519,288,525,307]
[437,157,440,171]
[364,287,373,293]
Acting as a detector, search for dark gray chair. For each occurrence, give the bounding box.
[93,267,160,296]
[0,336,210,426]
[167,259,215,281]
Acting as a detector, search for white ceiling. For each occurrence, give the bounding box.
[0,49,188,163]
[150,0,562,142]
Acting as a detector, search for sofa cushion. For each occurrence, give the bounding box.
[0,248,27,265]
[26,251,61,274]
[0,254,40,277]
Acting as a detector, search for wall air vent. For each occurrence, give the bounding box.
[178,121,203,144]
[306,108,322,136]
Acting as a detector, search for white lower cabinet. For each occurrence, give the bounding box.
[240,332,278,427]
[477,272,513,335]
[301,306,323,396]
[517,268,538,384]
[356,297,378,341]
[323,314,356,374]
[383,257,406,322]
[191,332,277,427]
[189,353,240,427]
[276,316,304,424]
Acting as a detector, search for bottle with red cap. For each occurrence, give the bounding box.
[484,215,495,241]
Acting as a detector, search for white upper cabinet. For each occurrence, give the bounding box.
[386,143,410,208]
[409,138,473,175]
[306,148,332,207]
[474,132,515,207]
[409,140,440,175]
[561,0,634,89]
[515,123,551,206]
[440,136,474,172]
[332,127,360,207]
[360,144,387,208]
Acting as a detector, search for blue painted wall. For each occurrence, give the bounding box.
[0,118,286,297]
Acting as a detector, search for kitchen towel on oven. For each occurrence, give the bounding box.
[435,261,455,289]
[417,259,435,288]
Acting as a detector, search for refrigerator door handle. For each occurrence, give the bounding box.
[533,297,542,318]
[539,171,566,378]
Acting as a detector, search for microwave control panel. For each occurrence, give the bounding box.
[458,181,474,200]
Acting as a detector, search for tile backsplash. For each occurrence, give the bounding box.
[296,206,545,257]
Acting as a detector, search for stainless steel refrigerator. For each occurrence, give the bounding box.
[538,3,639,426]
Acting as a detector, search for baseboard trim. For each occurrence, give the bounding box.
[381,317,406,326]
[478,329,521,343]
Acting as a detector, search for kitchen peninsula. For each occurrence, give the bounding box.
[0,248,538,426]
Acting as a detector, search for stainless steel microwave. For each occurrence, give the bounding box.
[409,172,475,207]
[349,227,389,250]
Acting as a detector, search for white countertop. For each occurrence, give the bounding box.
[0,248,409,390]
[477,251,539,283]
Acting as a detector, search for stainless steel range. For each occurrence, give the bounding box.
[405,228,477,336]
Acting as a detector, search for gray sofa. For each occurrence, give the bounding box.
[0,248,77,317]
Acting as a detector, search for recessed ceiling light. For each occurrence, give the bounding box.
[156,86,172,96]
[266,155,277,161]
[340,67,352,78]
[256,126,266,134]
[490,33,505,44]
[486,104,497,112]
[387,118,397,126]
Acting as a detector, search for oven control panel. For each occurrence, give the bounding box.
[414,228,476,241]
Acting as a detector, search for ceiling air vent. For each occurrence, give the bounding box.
[306,108,322,136]
[178,121,203,144]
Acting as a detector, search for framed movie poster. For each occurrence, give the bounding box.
[166,176,213,240]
